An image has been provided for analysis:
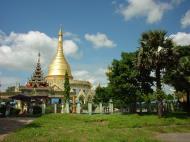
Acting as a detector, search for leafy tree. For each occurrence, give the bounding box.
[6,86,15,92]
[64,71,70,103]
[107,52,140,112]
[164,46,190,112]
[138,30,174,116]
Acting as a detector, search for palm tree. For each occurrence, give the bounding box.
[137,30,174,116]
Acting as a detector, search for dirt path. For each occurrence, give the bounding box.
[0,117,35,141]
[156,133,190,142]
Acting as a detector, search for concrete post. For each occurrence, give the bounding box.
[170,102,174,112]
[88,101,92,115]
[42,102,46,114]
[72,96,76,113]
[99,102,103,114]
[61,103,64,114]
[109,99,113,114]
[77,101,81,114]
[65,101,70,114]
[54,103,57,114]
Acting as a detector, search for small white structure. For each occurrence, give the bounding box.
[65,101,70,113]
[109,99,113,114]
[61,103,64,114]
[76,101,81,114]
[99,102,103,114]
[88,101,92,115]
[54,103,57,113]
[42,102,46,114]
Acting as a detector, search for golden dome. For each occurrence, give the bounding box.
[47,28,73,79]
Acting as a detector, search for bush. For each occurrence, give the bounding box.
[33,106,42,114]
[0,105,6,117]
[81,103,96,111]
[10,108,20,116]
[46,105,54,113]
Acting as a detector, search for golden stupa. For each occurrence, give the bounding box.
[46,27,92,96]
[46,28,73,80]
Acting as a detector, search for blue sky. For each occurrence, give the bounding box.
[0,0,190,91]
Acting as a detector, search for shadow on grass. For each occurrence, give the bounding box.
[121,112,157,115]
[25,123,41,128]
[120,112,190,119]
[164,112,190,119]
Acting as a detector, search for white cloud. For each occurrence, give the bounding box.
[85,32,116,48]
[73,68,107,88]
[170,32,190,46]
[181,10,190,28]
[64,32,80,42]
[0,30,81,71]
[117,0,172,23]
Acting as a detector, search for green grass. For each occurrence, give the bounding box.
[3,113,190,142]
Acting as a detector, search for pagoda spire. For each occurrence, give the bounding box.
[26,53,49,88]
[38,52,40,63]
[57,26,63,54]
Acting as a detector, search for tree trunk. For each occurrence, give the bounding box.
[155,68,164,116]
[139,102,142,114]
[158,101,163,117]
[155,68,161,91]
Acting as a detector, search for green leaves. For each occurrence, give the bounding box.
[64,71,70,102]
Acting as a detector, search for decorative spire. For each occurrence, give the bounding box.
[58,26,63,53]
[26,53,49,88]
[38,52,40,63]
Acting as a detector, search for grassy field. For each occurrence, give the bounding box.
[3,113,190,142]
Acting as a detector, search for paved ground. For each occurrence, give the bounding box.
[156,133,190,142]
[0,117,35,141]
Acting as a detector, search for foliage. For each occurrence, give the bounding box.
[3,114,190,142]
[10,108,20,116]
[138,30,174,90]
[81,103,96,111]
[64,71,70,103]
[165,94,174,100]
[94,85,111,104]
[33,106,42,115]
[6,86,15,92]
[0,105,6,117]
[164,46,190,112]
[154,90,166,102]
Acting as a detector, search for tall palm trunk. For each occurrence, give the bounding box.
[156,67,164,117]
[155,68,161,90]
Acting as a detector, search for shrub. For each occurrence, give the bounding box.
[10,108,20,116]
[33,106,42,114]
[0,105,6,117]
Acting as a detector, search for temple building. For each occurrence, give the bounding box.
[20,53,50,96]
[1,27,94,106]
[45,28,94,103]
